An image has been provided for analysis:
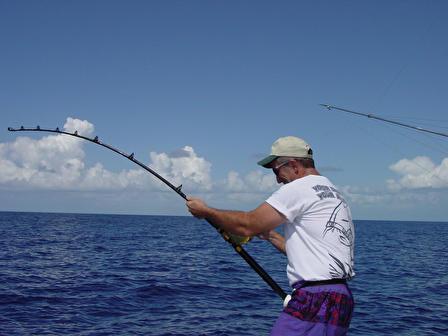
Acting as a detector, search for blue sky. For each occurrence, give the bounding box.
[1,1,447,221]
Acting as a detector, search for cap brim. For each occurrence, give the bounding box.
[257,155,278,168]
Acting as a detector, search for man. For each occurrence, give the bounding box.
[186,136,355,335]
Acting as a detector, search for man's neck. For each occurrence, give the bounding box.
[301,168,320,177]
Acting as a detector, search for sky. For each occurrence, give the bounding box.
[1,0,447,221]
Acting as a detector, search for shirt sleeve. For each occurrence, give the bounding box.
[266,186,296,222]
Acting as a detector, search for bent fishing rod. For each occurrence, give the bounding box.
[320,104,448,138]
[8,126,288,301]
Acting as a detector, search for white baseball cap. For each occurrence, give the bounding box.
[257,136,313,168]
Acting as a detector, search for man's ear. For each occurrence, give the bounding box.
[290,160,301,174]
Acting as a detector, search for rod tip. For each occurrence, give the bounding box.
[319,104,332,110]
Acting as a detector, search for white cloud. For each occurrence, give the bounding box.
[3,121,448,220]
[330,156,448,216]
[63,117,95,136]
[204,170,278,203]
[149,146,212,191]
[221,170,277,193]
[339,185,387,205]
[0,118,92,188]
[338,184,445,214]
[8,118,446,211]
[0,118,213,193]
[387,156,448,190]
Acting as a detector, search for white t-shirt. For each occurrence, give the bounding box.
[266,175,355,286]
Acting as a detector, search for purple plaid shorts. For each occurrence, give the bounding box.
[270,281,354,336]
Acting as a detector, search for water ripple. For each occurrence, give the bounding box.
[0,213,447,335]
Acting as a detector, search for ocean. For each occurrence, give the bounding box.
[0,212,447,335]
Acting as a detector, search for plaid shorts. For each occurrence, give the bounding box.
[270,281,354,336]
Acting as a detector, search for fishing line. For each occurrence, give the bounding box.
[321,103,448,156]
[380,123,448,186]
[382,116,448,135]
[8,126,288,301]
[342,109,448,156]
[390,116,448,125]
[388,124,448,157]
[320,105,448,186]
[320,104,448,138]
[370,8,438,112]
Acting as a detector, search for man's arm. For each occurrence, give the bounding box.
[186,198,286,237]
[259,230,286,255]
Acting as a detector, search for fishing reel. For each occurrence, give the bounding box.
[225,232,252,245]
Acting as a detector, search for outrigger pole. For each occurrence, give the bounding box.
[320,104,448,138]
[8,126,288,301]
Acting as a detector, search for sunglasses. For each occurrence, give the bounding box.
[272,160,291,175]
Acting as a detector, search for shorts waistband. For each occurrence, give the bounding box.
[294,278,347,289]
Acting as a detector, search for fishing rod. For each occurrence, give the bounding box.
[320,104,448,138]
[8,126,288,301]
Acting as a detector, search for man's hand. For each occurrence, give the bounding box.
[186,196,210,219]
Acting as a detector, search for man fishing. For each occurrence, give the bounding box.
[186,136,355,335]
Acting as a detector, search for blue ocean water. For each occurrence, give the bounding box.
[0,212,447,335]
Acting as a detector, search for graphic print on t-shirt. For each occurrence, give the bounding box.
[324,201,354,247]
[312,184,355,279]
